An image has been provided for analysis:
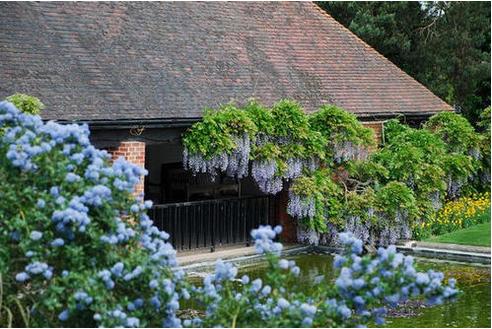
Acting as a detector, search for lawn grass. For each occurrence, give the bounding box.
[425,220,491,247]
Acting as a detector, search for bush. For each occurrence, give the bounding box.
[424,111,481,154]
[5,93,44,115]
[0,101,184,327]
[373,121,448,204]
[190,226,459,327]
[424,111,484,195]
[422,193,491,237]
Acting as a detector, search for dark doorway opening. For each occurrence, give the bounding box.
[144,142,279,251]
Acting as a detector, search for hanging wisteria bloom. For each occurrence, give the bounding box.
[183,148,228,180]
[429,191,442,210]
[302,157,319,172]
[333,141,369,163]
[446,175,465,199]
[226,133,251,178]
[468,147,481,160]
[183,133,251,180]
[344,215,371,245]
[297,227,320,245]
[316,207,414,248]
[287,190,316,219]
[284,157,304,180]
[251,159,283,194]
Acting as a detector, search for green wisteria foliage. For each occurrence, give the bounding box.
[182,101,487,245]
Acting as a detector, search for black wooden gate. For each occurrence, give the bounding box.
[149,196,276,251]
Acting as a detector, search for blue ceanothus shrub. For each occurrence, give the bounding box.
[189,226,458,328]
[0,101,458,327]
[0,101,184,327]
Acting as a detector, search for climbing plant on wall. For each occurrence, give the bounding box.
[309,105,375,163]
[288,168,343,232]
[182,100,373,232]
[362,116,483,243]
[183,100,327,194]
[182,105,256,179]
[182,100,485,245]
[424,111,484,196]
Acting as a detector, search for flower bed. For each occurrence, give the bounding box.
[414,193,490,238]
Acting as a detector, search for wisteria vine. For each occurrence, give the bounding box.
[182,100,484,243]
[183,101,329,195]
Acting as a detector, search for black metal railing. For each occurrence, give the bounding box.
[149,196,276,251]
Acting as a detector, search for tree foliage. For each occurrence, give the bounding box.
[317,1,491,125]
[5,93,44,115]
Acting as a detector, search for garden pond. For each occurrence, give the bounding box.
[241,253,490,328]
[188,252,490,328]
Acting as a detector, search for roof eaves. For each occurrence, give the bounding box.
[50,111,442,130]
[52,117,202,130]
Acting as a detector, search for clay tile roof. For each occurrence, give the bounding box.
[0,1,451,122]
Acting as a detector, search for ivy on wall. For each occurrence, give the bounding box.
[182,100,486,245]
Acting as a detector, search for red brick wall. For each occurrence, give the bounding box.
[107,141,146,197]
[361,121,384,145]
[276,188,298,243]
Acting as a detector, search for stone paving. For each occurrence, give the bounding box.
[397,240,491,265]
[177,244,308,270]
[176,240,491,273]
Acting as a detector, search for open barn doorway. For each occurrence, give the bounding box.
[144,142,278,251]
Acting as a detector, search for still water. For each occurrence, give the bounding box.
[238,253,491,328]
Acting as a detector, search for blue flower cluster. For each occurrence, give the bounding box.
[81,185,112,206]
[338,232,363,254]
[333,232,459,325]
[51,196,90,234]
[214,260,238,282]
[15,261,53,282]
[99,307,141,327]
[112,157,148,192]
[251,225,283,254]
[100,218,136,245]
[1,101,184,327]
[190,227,458,328]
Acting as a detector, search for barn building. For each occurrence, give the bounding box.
[0,2,450,250]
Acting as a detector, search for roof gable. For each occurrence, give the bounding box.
[0,1,451,121]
